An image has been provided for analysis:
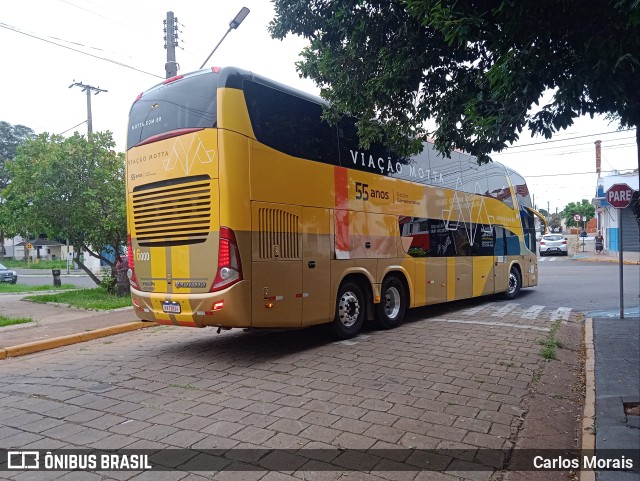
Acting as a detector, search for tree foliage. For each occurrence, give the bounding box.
[548,213,563,233]
[561,199,596,228]
[270,0,640,167]
[0,121,35,190]
[1,132,126,286]
[0,121,35,255]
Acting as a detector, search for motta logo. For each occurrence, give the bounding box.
[164,133,216,175]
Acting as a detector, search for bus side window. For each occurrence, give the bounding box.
[472,224,495,256]
[486,163,514,209]
[495,227,506,257]
[520,207,536,251]
[244,80,339,165]
[505,229,521,255]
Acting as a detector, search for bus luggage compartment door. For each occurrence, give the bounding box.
[301,207,332,326]
[251,202,302,328]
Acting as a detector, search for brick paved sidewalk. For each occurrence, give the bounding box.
[0,302,583,480]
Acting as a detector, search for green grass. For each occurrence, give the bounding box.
[24,288,132,310]
[540,320,564,360]
[1,259,68,269]
[0,315,33,327]
[0,283,78,293]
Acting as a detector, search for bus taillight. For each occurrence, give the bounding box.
[127,234,138,289]
[163,74,184,84]
[211,227,243,292]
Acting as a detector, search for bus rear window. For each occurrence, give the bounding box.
[127,71,218,150]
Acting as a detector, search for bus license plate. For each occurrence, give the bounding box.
[162,301,181,314]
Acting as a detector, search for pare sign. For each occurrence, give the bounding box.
[605,183,635,209]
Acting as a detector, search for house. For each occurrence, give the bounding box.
[1,235,23,259]
[14,239,68,261]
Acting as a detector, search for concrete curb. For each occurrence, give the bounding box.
[580,317,596,481]
[571,256,640,265]
[0,321,157,360]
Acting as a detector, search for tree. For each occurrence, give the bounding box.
[270,0,640,171]
[0,121,35,255]
[2,131,127,289]
[561,199,596,229]
[548,213,563,233]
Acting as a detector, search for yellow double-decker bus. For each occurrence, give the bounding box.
[126,66,541,339]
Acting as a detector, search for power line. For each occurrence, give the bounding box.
[494,137,636,155]
[81,0,154,27]
[57,120,87,135]
[56,0,142,31]
[522,168,637,179]
[6,22,137,61]
[505,128,634,149]
[0,22,163,79]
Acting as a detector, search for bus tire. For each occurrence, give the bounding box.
[375,276,406,330]
[503,266,522,299]
[330,281,365,340]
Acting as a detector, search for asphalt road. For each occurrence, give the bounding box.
[12,269,98,289]
[10,257,640,317]
[532,257,640,317]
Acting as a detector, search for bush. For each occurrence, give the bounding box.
[100,273,117,294]
[100,257,130,296]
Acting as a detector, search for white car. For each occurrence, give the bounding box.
[539,234,568,256]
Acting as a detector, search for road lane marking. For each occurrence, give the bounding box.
[491,303,519,317]
[550,307,572,321]
[522,305,546,320]
[431,318,550,332]
[461,305,488,315]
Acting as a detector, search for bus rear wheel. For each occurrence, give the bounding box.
[503,266,522,299]
[330,281,365,340]
[375,276,406,329]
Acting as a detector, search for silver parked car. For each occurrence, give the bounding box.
[539,234,568,256]
[0,263,18,284]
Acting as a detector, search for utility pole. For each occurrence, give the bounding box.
[164,11,179,78]
[69,81,107,135]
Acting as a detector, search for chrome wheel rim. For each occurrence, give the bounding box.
[507,272,517,294]
[338,291,360,327]
[384,286,401,319]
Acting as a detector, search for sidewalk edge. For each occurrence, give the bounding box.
[580,317,596,481]
[0,321,157,360]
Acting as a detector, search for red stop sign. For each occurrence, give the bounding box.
[606,183,635,208]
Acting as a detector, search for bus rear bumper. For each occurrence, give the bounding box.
[130,283,251,328]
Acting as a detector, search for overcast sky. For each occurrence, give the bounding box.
[2,0,637,214]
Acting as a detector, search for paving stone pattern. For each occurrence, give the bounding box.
[0,302,581,481]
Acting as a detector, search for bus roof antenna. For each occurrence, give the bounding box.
[199,7,250,69]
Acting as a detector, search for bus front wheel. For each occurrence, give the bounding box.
[330,281,365,340]
[504,267,522,299]
[375,276,406,330]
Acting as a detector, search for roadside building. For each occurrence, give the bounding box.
[14,239,67,261]
[593,171,639,253]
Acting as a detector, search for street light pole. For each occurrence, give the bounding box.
[199,7,250,69]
